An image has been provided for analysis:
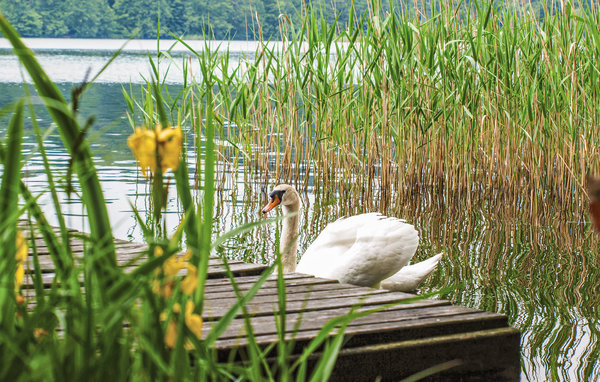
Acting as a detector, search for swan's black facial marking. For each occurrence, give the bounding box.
[262,189,286,214]
[269,189,286,201]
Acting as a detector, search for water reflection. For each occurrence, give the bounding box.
[211,166,600,380]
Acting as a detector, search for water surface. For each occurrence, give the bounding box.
[1,38,599,381]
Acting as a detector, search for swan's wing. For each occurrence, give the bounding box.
[380,252,443,292]
[297,213,419,287]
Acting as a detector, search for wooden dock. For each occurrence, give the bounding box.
[19,222,520,381]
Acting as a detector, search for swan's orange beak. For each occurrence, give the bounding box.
[262,194,281,214]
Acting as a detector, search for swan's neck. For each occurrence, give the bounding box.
[280,204,299,273]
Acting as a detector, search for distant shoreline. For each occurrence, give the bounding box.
[0,37,275,53]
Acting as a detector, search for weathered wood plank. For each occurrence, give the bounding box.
[25,254,248,273]
[203,283,389,302]
[204,281,384,299]
[203,273,332,288]
[310,327,521,382]
[202,290,441,320]
[214,310,508,352]
[22,261,268,288]
[210,303,470,342]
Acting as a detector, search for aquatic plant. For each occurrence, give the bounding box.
[0,11,445,381]
[133,0,600,222]
[117,2,600,379]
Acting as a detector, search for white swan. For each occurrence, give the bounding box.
[262,184,443,292]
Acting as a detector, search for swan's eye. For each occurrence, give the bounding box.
[269,190,285,200]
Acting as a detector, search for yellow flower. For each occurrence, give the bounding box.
[172,303,181,314]
[159,311,168,322]
[163,253,188,277]
[33,328,49,342]
[127,125,183,177]
[152,279,175,298]
[162,300,203,349]
[15,264,24,289]
[156,126,183,173]
[184,300,203,340]
[16,231,27,264]
[152,250,191,298]
[180,264,198,295]
[164,319,178,349]
[15,231,27,291]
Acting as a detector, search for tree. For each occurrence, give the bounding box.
[228,1,261,40]
[185,0,234,39]
[112,0,171,38]
[0,0,43,36]
[65,0,117,37]
[36,0,69,36]
[260,0,280,39]
[163,0,194,37]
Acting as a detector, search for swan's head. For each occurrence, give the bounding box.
[262,184,299,214]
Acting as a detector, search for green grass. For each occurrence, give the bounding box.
[7,0,597,377]
[0,10,442,381]
[128,0,600,221]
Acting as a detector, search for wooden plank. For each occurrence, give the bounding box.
[202,290,438,320]
[15,221,520,380]
[25,254,248,273]
[203,285,390,306]
[26,245,146,258]
[214,310,508,352]
[204,281,384,298]
[21,261,268,288]
[203,273,330,288]
[25,237,143,248]
[306,327,521,382]
[211,303,468,341]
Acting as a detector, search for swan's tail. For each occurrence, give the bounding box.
[380,252,443,292]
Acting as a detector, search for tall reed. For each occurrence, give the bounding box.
[0,12,432,380]
[163,0,600,220]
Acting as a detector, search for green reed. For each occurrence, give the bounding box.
[0,12,432,380]
[118,2,600,379]
[120,4,600,377]
[162,0,600,220]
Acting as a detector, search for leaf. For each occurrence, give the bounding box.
[0,100,24,330]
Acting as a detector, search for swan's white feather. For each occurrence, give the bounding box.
[297,213,419,287]
[380,252,443,291]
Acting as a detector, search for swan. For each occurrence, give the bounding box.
[262,184,443,292]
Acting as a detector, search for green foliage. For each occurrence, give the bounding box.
[0,11,403,380]
[0,0,119,37]
[64,0,117,38]
[0,0,43,35]
[111,0,170,38]
[0,0,375,39]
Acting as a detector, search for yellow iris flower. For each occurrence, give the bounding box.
[127,125,183,177]
[164,319,179,349]
[180,264,198,296]
[33,328,50,342]
[163,300,204,349]
[16,230,27,264]
[15,231,27,295]
[162,251,189,277]
[152,249,193,298]
[153,248,202,348]
[184,300,203,340]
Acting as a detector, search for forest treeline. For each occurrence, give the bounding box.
[0,0,377,40]
[0,0,556,40]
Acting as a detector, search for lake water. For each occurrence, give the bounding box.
[1,38,599,381]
